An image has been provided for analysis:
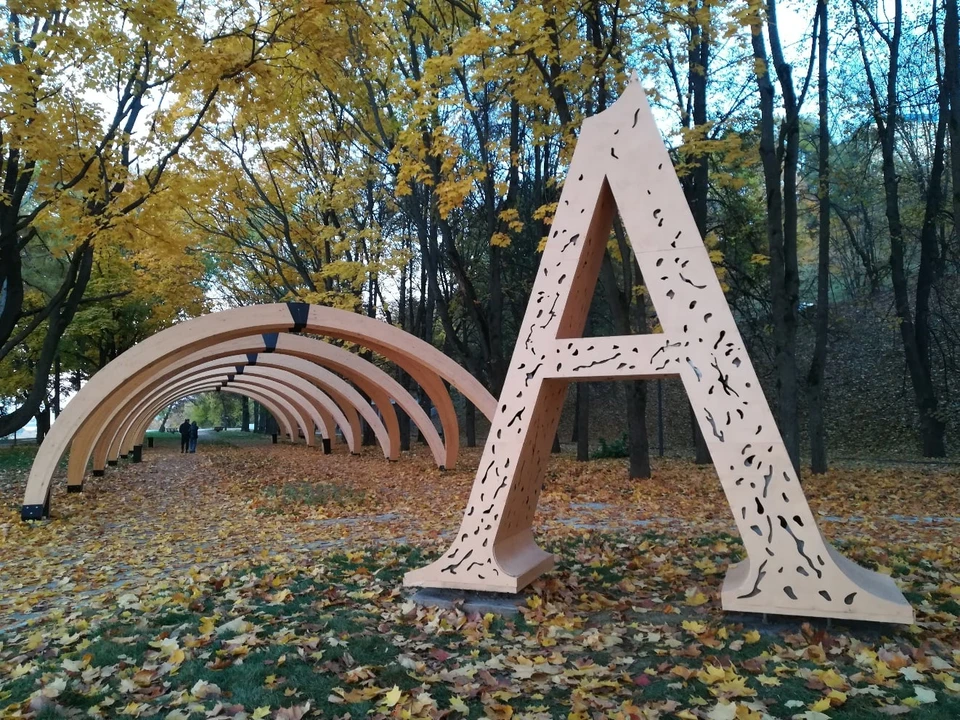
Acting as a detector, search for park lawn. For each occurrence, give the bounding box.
[0,441,958,719]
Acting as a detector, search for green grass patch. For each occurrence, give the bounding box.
[259,481,365,509]
[0,444,40,473]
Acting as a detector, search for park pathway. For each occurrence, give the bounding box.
[2,435,958,633]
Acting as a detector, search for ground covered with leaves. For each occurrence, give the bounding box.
[1,434,958,720]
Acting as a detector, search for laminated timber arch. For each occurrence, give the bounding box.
[113,369,339,467]
[105,356,393,470]
[169,384,301,442]
[170,373,326,448]
[128,383,303,454]
[23,304,494,517]
[60,319,466,497]
[216,387,299,441]
[104,368,352,461]
[103,364,379,476]
[99,364,356,469]
[95,335,445,469]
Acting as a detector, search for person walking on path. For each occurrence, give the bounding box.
[179,419,191,453]
[189,420,199,453]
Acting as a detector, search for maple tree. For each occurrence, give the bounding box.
[0,1,312,437]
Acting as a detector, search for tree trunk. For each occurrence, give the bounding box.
[0,243,95,437]
[241,397,250,432]
[53,354,61,418]
[576,383,590,462]
[398,406,411,451]
[808,0,830,474]
[751,3,802,473]
[683,0,713,467]
[689,407,710,463]
[254,401,265,433]
[853,0,947,456]
[599,233,652,478]
[626,380,650,477]
[35,403,50,445]
[947,0,960,262]
[465,400,476,448]
[417,397,431,444]
[571,388,580,444]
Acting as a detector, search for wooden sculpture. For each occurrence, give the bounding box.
[405,75,913,624]
[22,304,496,518]
[109,361,363,463]
[91,336,446,472]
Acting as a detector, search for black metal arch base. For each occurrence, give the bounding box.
[21,490,51,521]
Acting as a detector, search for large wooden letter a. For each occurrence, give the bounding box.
[405,76,913,624]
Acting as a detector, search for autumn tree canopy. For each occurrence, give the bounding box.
[1,0,957,466]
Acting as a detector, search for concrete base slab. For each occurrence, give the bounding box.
[408,587,526,616]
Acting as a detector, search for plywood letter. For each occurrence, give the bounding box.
[405,76,913,624]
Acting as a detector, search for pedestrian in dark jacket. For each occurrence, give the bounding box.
[189,421,199,453]
[179,419,191,453]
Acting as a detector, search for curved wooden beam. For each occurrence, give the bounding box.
[112,358,390,463]
[101,364,361,468]
[97,335,445,468]
[124,381,330,459]
[266,334,445,464]
[25,305,485,517]
[134,383,299,446]
[133,372,322,448]
[123,383,308,463]
[102,367,353,469]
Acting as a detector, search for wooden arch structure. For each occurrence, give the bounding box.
[23,304,496,519]
[182,384,301,440]
[109,368,343,462]
[105,362,388,470]
[94,334,447,471]
[128,382,304,448]
[102,353,408,471]
[118,367,359,451]
[111,367,347,466]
